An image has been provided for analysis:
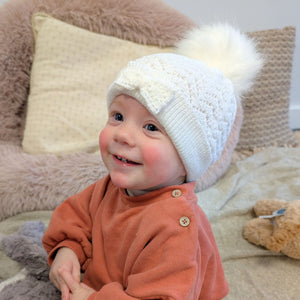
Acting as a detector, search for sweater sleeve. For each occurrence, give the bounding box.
[42,181,99,268]
[87,202,228,300]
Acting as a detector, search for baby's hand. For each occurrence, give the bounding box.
[49,247,81,300]
[59,268,95,300]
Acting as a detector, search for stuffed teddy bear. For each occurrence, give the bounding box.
[243,199,300,259]
[0,221,60,299]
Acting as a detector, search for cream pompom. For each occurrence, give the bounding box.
[176,24,263,99]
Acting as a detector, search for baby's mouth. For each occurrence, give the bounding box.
[115,155,141,165]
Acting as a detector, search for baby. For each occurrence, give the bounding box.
[43,24,262,300]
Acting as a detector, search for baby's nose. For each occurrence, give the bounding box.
[114,125,136,147]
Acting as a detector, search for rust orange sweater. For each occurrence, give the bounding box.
[43,175,228,299]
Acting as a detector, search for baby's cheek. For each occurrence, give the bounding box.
[142,145,163,165]
[99,128,109,154]
[143,145,170,178]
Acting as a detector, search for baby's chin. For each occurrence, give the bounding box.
[109,177,144,195]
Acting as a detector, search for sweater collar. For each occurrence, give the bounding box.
[117,181,196,205]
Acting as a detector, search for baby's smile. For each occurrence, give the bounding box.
[113,154,141,166]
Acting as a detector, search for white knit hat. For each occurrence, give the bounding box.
[107,24,262,182]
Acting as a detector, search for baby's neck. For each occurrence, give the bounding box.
[126,189,147,197]
[126,176,186,197]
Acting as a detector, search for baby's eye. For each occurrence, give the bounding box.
[113,112,123,122]
[145,124,159,132]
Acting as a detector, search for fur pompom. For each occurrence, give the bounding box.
[176,24,263,99]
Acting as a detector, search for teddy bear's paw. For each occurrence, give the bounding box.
[266,223,300,253]
[243,218,273,246]
[281,236,300,259]
[266,235,287,252]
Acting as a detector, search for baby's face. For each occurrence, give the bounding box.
[99,94,186,196]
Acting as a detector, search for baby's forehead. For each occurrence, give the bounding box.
[110,94,149,113]
[110,94,136,105]
[110,94,155,117]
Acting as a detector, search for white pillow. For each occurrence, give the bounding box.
[23,13,172,154]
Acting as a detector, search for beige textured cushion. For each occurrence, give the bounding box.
[237,27,298,150]
[22,13,172,154]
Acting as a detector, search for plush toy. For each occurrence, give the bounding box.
[243,199,300,259]
[0,221,60,300]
